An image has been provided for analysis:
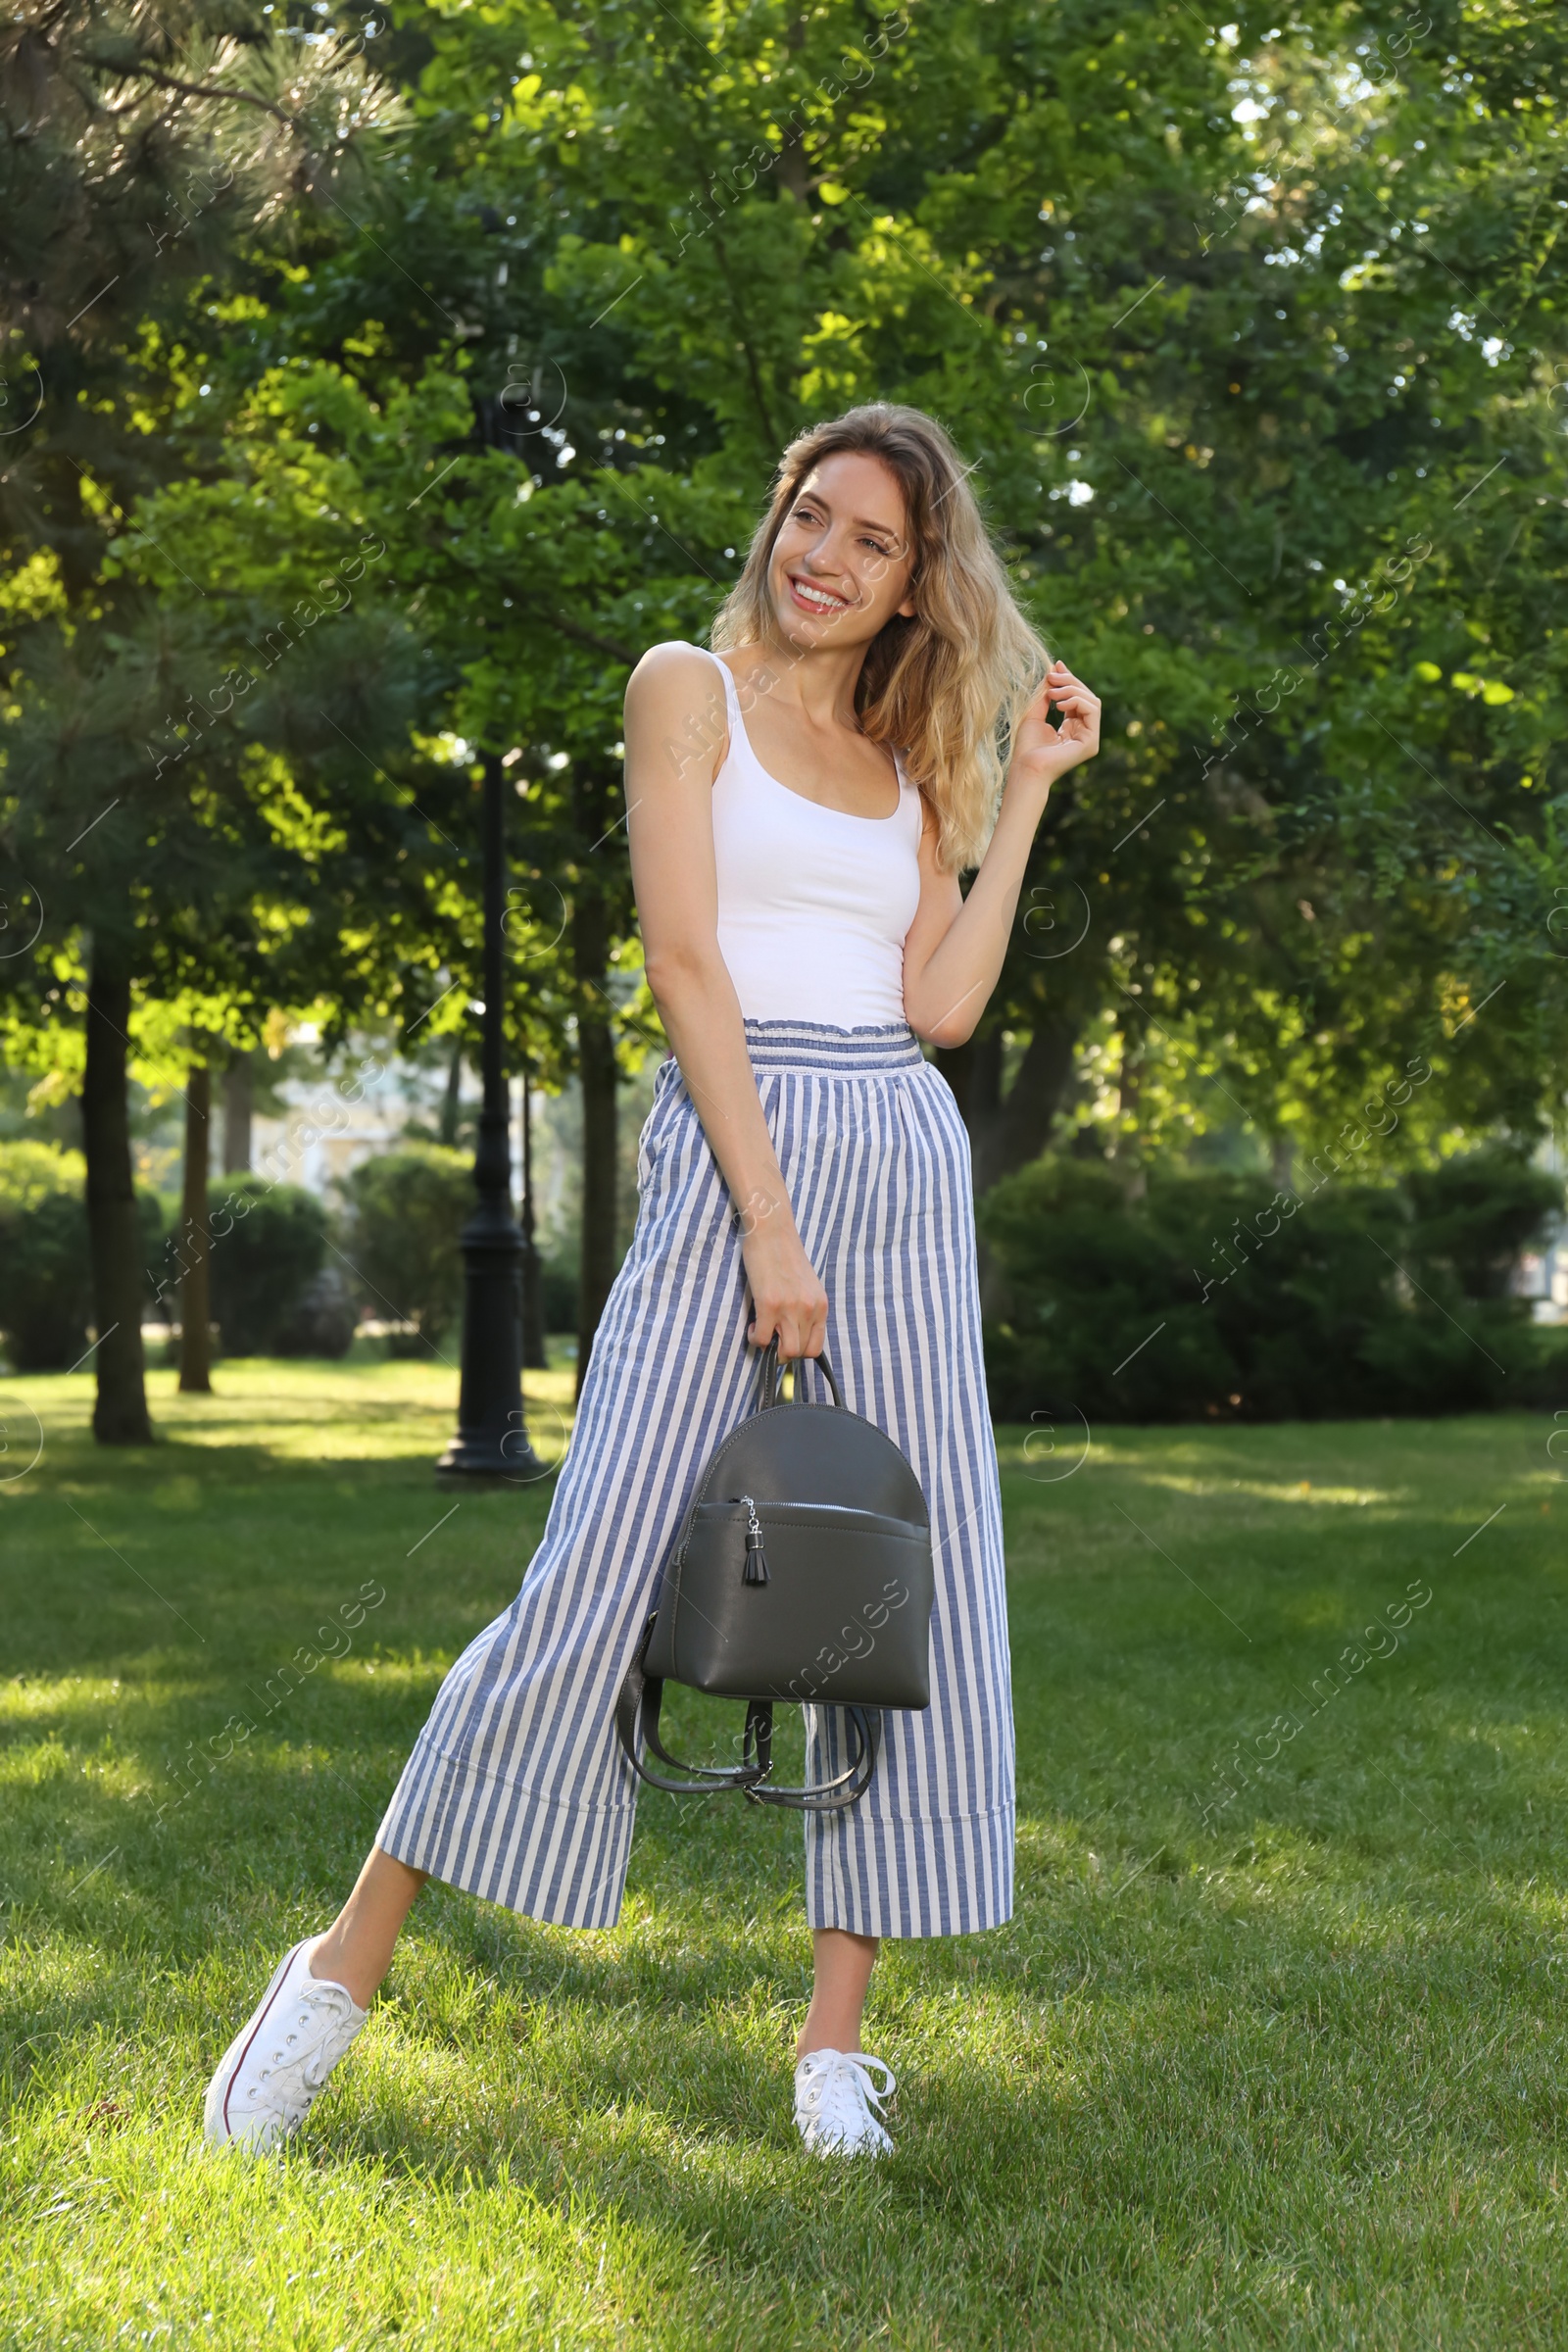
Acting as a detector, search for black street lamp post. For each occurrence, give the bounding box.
[437,753,546,1483]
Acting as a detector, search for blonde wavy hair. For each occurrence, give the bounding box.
[710,403,1049,873]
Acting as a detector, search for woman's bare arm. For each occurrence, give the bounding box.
[622,643,829,1358]
[903,661,1101,1048]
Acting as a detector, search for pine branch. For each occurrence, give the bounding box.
[121,63,299,130]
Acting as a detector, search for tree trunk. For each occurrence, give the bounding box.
[518,1067,548,1370]
[573,898,618,1400]
[439,1039,463,1147]
[222,1052,253,1173]
[179,1060,213,1394]
[776,10,810,199]
[1118,1034,1149,1200]
[935,1013,1080,1197]
[82,937,153,1445]
[978,1012,1080,1193]
[937,1012,1081,1321]
[933,1028,1005,1171]
[572,767,620,1399]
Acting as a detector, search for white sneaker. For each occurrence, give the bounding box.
[203,1937,367,2152]
[793,2048,896,2157]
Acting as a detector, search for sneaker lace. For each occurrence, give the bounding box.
[254,1984,360,2113]
[796,2050,895,2147]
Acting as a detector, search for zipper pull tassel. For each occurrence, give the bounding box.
[740,1494,770,1586]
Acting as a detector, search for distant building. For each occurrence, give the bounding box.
[249,1056,428,1200]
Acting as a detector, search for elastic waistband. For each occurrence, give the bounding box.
[740,1018,926,1073]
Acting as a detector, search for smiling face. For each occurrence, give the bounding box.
[763,449,919,654]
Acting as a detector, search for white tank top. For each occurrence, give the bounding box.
[698,646,924,1028]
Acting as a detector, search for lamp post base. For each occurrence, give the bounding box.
[434,1440,549,1484]
[435,1137,549,1486]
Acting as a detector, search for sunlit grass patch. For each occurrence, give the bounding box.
[2,1370,1565,2347]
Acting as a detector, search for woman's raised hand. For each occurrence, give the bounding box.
[740,1211,829,1360]
[1008,659,1102,795]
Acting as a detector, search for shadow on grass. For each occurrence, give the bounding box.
[7,1406,1568,2346]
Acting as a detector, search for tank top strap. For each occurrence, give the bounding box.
[699,645,743,739]
[892,749,925,844]
[703,642,915,829]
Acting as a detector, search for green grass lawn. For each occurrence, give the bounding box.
[3,1361,1567,2349]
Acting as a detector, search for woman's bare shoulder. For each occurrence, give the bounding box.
[623,641,729,784]
[625,639,721,704]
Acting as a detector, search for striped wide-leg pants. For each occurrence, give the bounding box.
[375,1018,1015,1938]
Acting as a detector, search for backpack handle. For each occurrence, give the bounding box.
[755,1337,845,1412]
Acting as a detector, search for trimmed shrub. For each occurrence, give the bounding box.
[980,1148,1566,1424]
[336,1145,471,1349]
[1401,1147,1563,1299]
[274,1268,357,1359]
[208,1178,331,1355]
[0,1143,92,1370]
[0,1143,164,1370]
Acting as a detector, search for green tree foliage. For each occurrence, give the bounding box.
[6,0,1566,1437]
[304,0,1557,1138]
[238,0,1568,1164]
[0,2,407,1437]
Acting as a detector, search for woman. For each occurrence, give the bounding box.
[204,402,1100,2161]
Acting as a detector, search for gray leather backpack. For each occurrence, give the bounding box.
[615,1340,935,1810]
